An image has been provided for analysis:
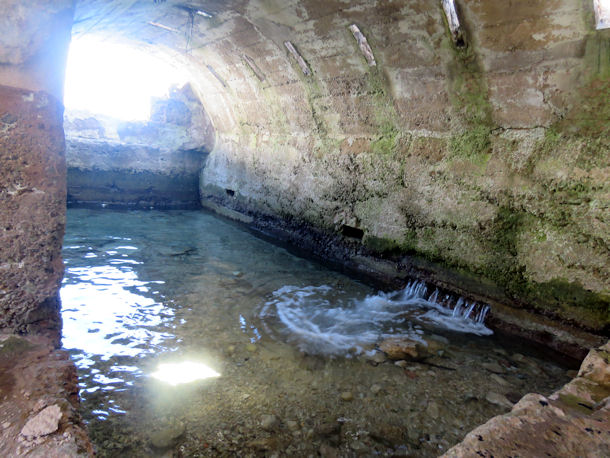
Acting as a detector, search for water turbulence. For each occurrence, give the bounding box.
[262,281,491,355]
[61,208,570,457]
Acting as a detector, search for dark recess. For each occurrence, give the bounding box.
[341,224,364,240]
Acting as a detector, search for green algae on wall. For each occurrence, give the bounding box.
[444,27,494,161]
[365,68,401,156]
[200,1,609,336]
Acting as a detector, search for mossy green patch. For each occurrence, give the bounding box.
[364,68,401,157]
[299,74,342,157]
[370,121,399,156]
[554,33,610,140]
[445,35,494,164]
[364,235,402,254]
[450,125,492,162]
[364,230,417,255]
[524,279,609,331]
[558,393,596,415]
[0,336,34,357]
[479,207,528,297]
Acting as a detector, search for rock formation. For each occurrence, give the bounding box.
[444,341,610,457]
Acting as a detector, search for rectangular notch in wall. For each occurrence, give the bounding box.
[147,21,180,33]
[206,64,228,89]
[340,224,364,240]
[284,41,312,76]
[243,55,266,81]
[349,24,376,67]
[441,0,465,46]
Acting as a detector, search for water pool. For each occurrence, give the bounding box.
[61,208,570,456]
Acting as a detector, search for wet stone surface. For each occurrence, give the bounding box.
[61,208,571,457]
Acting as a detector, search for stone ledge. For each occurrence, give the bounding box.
[200,192,606,363]
[442,341,610,457]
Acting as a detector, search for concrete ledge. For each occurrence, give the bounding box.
[200,193,606,363]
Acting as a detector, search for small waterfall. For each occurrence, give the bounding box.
[396,280,493,330]
[410,280,492,329]
[451,298,465,318]
[265,278,494,355]
[474,305,490,324]
[440,294,490,326]
[400,280,428,300]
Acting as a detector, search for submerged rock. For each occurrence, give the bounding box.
[248,437,278,451]
[370,384,383,395]
[150,420,185,449]
[319,443,340,458]
[425,401,441,419]
[367,351,387,364]
[260,414,279,431]
[489,374,512,386]
[481,362,506,374]
[485,392,513,409]
[379,338,427,361]
[340,391,354,402]
[286,420,299,431]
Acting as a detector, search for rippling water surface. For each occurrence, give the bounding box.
[61,208,569,457]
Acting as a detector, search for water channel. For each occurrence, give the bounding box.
[61,208,571,456]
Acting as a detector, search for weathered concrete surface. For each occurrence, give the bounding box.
[0,85,66,341]
[0,334,93,456]
[443,341,610,457]
[65,83,215,208]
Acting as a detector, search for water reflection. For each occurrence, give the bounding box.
[61,234,177,394]
[62,264,173,362]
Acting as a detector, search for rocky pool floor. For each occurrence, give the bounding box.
[61,208,572,457]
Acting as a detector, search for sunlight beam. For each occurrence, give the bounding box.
[64,36,189,120]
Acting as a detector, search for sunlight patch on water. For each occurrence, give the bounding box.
[151,361,221,386]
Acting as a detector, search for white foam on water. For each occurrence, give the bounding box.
[262,280,492,355]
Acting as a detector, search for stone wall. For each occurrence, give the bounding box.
[180,0,610,336]
[65,83,215,208]
[0,0,74,340]
[0,87,67,339]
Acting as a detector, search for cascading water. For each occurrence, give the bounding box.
[260,279,492,356]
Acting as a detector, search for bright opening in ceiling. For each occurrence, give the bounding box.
[594,0,610,29]
[64,36,190,121]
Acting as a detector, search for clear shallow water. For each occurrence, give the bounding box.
[61,208,570,457]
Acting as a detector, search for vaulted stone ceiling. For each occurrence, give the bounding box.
[64,0,610,341]
[73,0,236,47]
